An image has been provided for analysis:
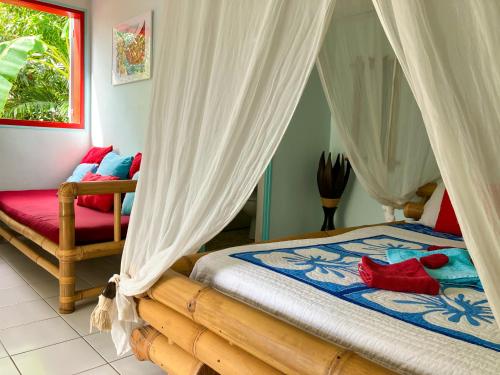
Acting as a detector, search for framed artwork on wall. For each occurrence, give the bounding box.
[112,11,152,85]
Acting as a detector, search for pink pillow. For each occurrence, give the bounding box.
[434,190,462,236]
[129,152,142,178]
[77,172,119,212]
[81,146,113,164]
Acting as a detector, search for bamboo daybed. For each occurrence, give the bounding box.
[130,184,438,374]
[0,180,137,313]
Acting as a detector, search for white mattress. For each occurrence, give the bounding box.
[191,225,500,375]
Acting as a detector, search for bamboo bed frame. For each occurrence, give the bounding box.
[0,180,137,313]
[130,183,437,374]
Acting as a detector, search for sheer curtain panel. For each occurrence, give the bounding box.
[317,3,439,219]
[373,0,500,321]
[110,0,335,354]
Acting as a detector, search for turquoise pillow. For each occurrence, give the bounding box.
[67,163,98,182]
[122,172,139,216]
[386,248,479,285]
[96,152,133,179]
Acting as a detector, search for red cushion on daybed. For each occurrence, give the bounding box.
[81,145,113,164]
[0,190,129,245]
[77,172,119,212]
[129,152,142,178]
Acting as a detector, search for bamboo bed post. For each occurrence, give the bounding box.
[58,183,77,314]
[416,182,437,199]
[403,182,437,220]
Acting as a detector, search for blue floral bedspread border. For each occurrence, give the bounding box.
[229,232,498,352]
[390,223,464,241]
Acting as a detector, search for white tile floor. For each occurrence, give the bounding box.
[0,241,165,375]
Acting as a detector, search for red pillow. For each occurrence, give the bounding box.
[434,190,462,236]
[129,152,142,178]
[77,172,119,212]
[81,146,113,164]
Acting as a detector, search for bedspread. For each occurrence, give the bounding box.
[191,224,500,375]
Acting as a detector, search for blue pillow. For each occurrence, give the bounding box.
[122,172,139,216]
[96,152,133,179]
[67,163,98,182]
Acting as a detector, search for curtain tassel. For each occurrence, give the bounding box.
[90,275,119,333]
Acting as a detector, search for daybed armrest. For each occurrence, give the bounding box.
[58,180,137,198]
[57,180,138,248]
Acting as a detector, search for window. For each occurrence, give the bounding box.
[0,0,84,129]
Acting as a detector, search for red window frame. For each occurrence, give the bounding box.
[0,0,85,129]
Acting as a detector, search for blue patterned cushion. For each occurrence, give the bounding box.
[66,163,98,182]
[96,152,133,179]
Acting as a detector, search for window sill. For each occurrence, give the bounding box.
[0,119,84,130]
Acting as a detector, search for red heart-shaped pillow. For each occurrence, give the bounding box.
[420,254,449,269]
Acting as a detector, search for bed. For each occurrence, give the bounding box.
[190,224,499,374]
[0,180,136,313]
[130,184,500,374]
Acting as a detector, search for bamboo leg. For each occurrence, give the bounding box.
[59,190,76,314]
[59,260,76,313]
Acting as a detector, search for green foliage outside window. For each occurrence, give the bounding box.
[0,3,70,122]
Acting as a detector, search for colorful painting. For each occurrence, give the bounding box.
[112,12,152,85]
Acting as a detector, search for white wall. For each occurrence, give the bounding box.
[0,0,91,191]
[90,0,164,156]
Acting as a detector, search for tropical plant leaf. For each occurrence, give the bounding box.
[0,74,12,113]
[6,100,55,118]
[0,36,44,79]
[0,36,44,114]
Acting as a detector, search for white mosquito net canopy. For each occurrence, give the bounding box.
[89,0,500,354]
[317,0,440,221]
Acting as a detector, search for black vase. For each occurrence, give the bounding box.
[317,152,351,232]
[321,206,337,231]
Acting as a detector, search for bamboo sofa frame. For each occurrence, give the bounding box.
[130,184,437,374]
[0,180,137,313]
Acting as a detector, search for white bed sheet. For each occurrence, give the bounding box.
[191,225,500,375]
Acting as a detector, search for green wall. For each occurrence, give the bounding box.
[268,68,331,239]
[329,120,404,228]
[267,67,403,239]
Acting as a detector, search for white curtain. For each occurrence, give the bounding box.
[372,0,500,322]
[317,4,440,218]
[111,0,335,354]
